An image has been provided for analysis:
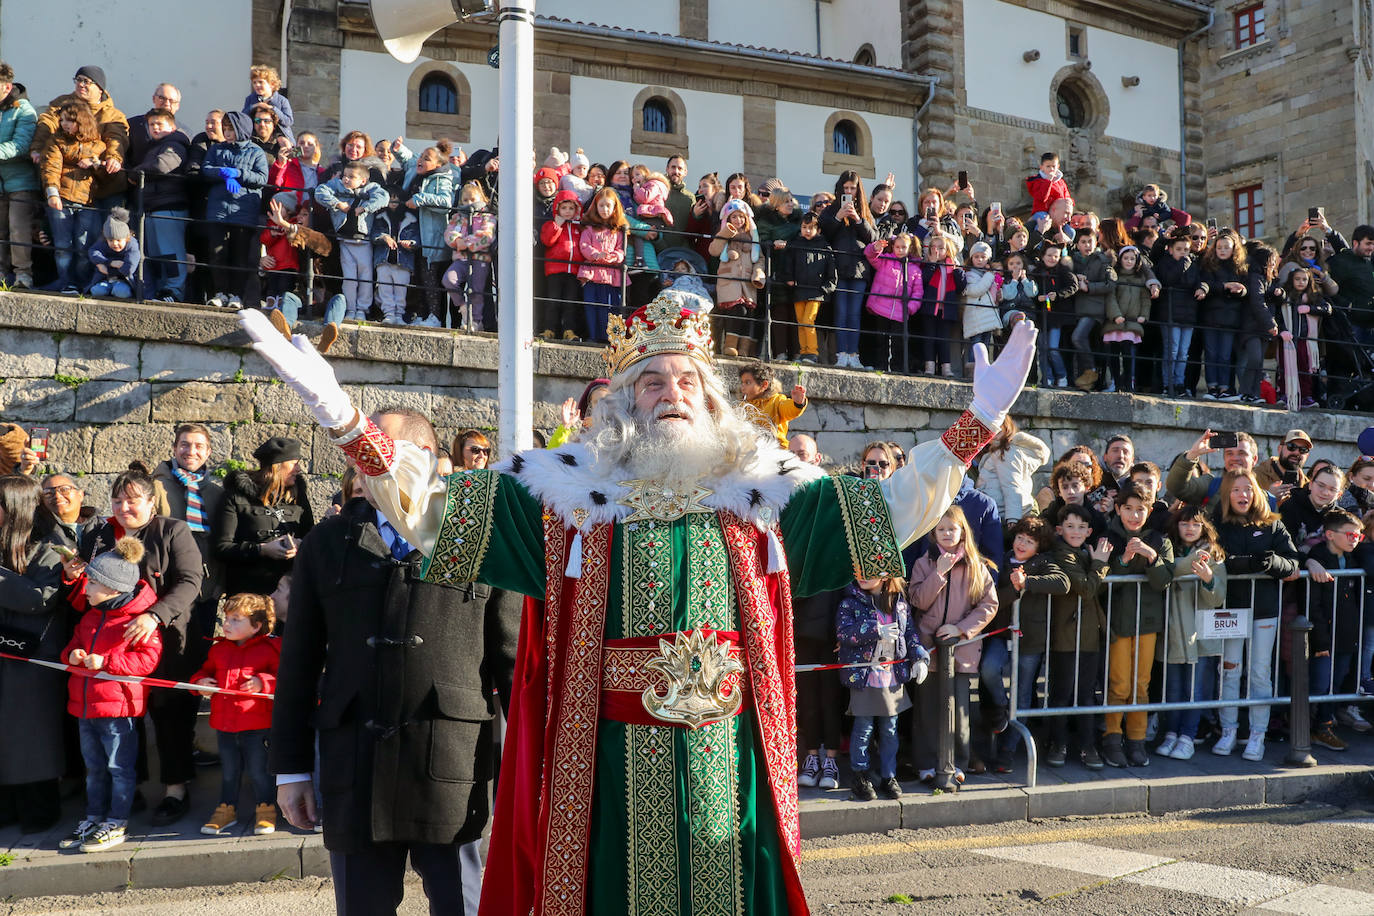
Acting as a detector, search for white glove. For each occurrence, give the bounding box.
[238,309,356,429]
[877,622,901,641]
[970,318,1037,429]
[910,657,930,685]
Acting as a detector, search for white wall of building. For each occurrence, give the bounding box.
[820,0,904,68]
[0,0,252,135]
[709,0,820,55]
[338,49,501,151]
[538,0,679,35]
[568,76,743,177]
[775,100,913,198]
[961,0,1180,150]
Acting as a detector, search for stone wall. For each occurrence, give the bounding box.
[0,292,1366,520]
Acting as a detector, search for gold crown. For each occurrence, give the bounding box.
[603,291,714,376]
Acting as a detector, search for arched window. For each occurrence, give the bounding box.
[832,120,859,156]
[418,72,458,115]
[853,44,877,67]
[642,98,673,134]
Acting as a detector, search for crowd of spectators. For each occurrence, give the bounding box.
[3,61,1374,406]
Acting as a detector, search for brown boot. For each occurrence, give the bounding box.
[266,308,292,342]
[317,322,340,355]
[738,337,758,358]
[722,333,740,358]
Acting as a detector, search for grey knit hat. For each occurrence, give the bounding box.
[86,536,144,595]
[103,207,131,242]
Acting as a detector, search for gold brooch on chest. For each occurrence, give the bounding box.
[617,479,714,523]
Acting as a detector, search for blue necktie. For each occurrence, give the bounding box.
[379,520,413,561]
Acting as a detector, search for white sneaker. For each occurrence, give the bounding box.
[227,295,243,308]
[206,294,226,308]
[1168,735,1196,760]
[1155,732,1178,757]
[1242,733,1265,762]
[422,314,443,327]
[1212,727,1237,755]
[1336,705,1373,733]
[818,756,840,790]
[382,314,406,325]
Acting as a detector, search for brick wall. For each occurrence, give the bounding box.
[1,293,1365,520]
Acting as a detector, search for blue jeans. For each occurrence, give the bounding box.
[1069,316,1098,376]
[218,728,274,806]
[79,716,138,824]
[1162,659,1217,739]
[1043,324,1067,381]
[1166,325,1193,389]
[1312,652,1354,727]
[980,636,1011,708]
[143,209,188,298]
[1001,648,1045,752]
[582,282,622,343]
[835,277,866,353]
[46,201,91,287]
[850,714,899,779]
[1203,327,1235,391]
[90,277,133,298]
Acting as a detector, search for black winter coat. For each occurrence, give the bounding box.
[81,515,204,676]
[213,470,314,597]
[778,235,838,301]
[271,498,522,853]
[818,204,875,281]
[1198,261,1249,331]
[1217,518,1299,619]
[1030,262,1079,319]
[153,459,227,600]
[993,551,1070,651]
[1305,542,1372,653]
[1153,254,1201,326]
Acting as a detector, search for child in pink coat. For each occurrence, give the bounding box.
[863,233,923,372]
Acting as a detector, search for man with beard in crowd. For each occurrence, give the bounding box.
[239,291,1036,916]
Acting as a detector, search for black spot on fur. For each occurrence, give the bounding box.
[748,488,763,507]
[559,452,578,466]
[778,459,796,475]
[511,454,525,473]
[590,491,607,505]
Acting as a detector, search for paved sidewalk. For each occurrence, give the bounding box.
[4,721,1372,899]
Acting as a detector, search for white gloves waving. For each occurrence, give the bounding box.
[970,318,1038,429]
[238,309,357,429]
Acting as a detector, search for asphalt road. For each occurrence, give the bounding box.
[7,801,1374,915]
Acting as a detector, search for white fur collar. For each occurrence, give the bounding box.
[493,441,824,530]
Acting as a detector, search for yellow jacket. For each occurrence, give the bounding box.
[744,391,806,448]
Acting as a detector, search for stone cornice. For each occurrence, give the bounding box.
[1010,0,1209,42]
[956,105,1179,158]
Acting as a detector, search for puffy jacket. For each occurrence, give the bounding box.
[908,554,998,673]
[62,581,163,719]
[32,91,129,199]
[202,112,269,226]
[190,633,280,732]
[1068,248,1118,320]
[1103,518,1174,637]
[540,215,581,276]
[994,551,1070,654]
[261,224,300,273]
[404,166,454,260]
[835,580,925,689]
[0,86,37,194]
[778,235,837,301]
[1217,519,1299,619]
[1049,541,1109,652]
[1025,170,1070,215]
[39,133,104,205]
[370,207,419,271]
[445,205,495,261]
[578,225,625,287]
[962,266,1002,338]
[1107,268,1158,338]
[863,242,922,321]
[1197,260,1249,331]
[314,177,389,239]
[976,431,1051,521]
[213,469,314,597]
[88,236,141,284]
[1153,253,1201,326]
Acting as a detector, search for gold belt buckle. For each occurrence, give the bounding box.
[642,630,744,729]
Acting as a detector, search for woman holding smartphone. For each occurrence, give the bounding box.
[213,436,313,603]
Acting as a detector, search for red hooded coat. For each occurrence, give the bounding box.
[62,580,163,719]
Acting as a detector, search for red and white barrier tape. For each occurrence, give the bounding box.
[0,651,274,700]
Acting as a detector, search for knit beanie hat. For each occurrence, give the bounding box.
[970,240,994,260]
[571,148,589,169]
[74,65,107,92]
[271,191,300,215]
[103,207,131,242]
[86,537,144,596]
[534,167,560,186]
[0,423,26,474]
[758,177,786,198]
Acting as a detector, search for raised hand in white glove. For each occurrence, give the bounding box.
[970,318,1038,429]
[238,309,357,429]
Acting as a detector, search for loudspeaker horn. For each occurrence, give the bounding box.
[370,0,494,63]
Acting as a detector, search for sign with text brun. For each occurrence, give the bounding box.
[1197,608,1252,641]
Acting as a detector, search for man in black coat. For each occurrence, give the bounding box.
[272,408,521,916]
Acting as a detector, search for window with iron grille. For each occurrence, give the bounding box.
[642,99,673,134]
[418,73,457,115]
[832,120,859,156]
[1234,3,1265,49]
[1233,184,1264,238]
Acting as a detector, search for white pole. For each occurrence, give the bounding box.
[497,0,536,455]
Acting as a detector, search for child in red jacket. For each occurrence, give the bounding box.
[260,191,304,308]
[1025,152,1070,221]
[539,189,584,339]
[193,593,281,836]
[59,537,163,853]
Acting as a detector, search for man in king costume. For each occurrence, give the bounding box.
[239,292,1036,916]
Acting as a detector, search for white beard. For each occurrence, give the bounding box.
[620,406,729,490]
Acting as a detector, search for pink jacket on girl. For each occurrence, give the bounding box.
[576,225,625,286]
[863,242,924,321]
[907,554,998,673]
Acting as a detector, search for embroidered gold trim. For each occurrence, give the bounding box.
[625,723,680,916]
[830,476,904,581]
[420,470,499,585]
[686,720,744,916]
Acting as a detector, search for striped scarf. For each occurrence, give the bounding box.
[172,465,207,533]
